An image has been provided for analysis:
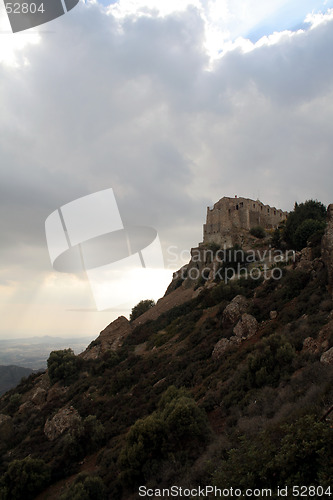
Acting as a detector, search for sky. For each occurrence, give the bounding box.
[0,0,333,339]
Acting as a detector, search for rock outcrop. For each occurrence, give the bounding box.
[81,316,133,360]
[322,204,333,292]
[212,308,257,360]
[233,314,258,339]
[320,347,333,365]
[44,406,81,441]
[222,295,248,325]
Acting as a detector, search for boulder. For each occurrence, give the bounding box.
[320,347,333,365]
[212,338,231,359]
[222,295,247,325]
[82,315,132,360]
[233,314,258,339]
[302,337,319,354]
[31,387,47,406]
[270,310,278,320]
[44,406,81,441]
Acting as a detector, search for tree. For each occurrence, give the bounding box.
[130,299,155,321]
[47,349,79,385]
[294,219,326,251]
[283,200,326,250]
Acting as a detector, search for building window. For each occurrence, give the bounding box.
[240,202,243,208]
[236,205,239,210]
[253,204,255,208]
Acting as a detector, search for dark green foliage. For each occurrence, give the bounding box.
[204,242,221,254]
[280,269,310,300]
[271,226,282,248]
[250,225,266,239]
[47,349,80,385]
[247,334,295,388]
[212,416,333,491]
[0,457,50,500]
[294,219,326,251]
[119,386,210,485]
[130,299,155,321]
[283,200,326,250]
[60,473,107,500]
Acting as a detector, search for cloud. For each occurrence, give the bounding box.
[0,2,333,335]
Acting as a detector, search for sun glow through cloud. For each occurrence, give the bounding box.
[1,0,333,338]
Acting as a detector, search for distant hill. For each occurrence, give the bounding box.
[0,365,33,396]
[0,336,95,370]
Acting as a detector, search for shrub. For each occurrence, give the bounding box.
[250,226,266,239]
[118,413,166,484]
[119,386,210,485]
[294,219,326,251]
[130,299,155,321]
[246,334,295,388]
[271,227,281,248]
[283,200,326,249]
[47,349,80,385]
[212,416,332,491]
[0,457,50,500]
[60,473,107,500]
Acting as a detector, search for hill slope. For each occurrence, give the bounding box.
[0,365,33,396]
[0,203,333,500]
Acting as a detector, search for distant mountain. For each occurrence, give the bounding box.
[0,365,33,396]
[0,336,95,370]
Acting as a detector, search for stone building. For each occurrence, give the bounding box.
[203,196,288,247]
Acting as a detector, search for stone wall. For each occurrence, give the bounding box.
[203,196,288,247]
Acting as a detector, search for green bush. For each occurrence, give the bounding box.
[60,473,107,500]
[118,413,166,483]
[271,227,282,248]
[246,334,295,388]
[212,416,332,491]
[250,226,266,239]
[47,349,80,385]
[0,457,50,500]
[294,219,326,250]
[283,200,326,250]
[119,386,210,485]
[130,299,155,321]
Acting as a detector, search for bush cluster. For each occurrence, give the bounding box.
[119,386,210,486]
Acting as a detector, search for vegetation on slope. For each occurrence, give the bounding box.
[0,199,332,499]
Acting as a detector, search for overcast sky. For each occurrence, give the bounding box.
[0,0,333,339]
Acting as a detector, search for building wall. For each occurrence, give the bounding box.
[203,196,288,246]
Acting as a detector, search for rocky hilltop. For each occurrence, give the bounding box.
[0,198,332,500]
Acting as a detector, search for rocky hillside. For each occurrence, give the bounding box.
[0,201,332,500]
